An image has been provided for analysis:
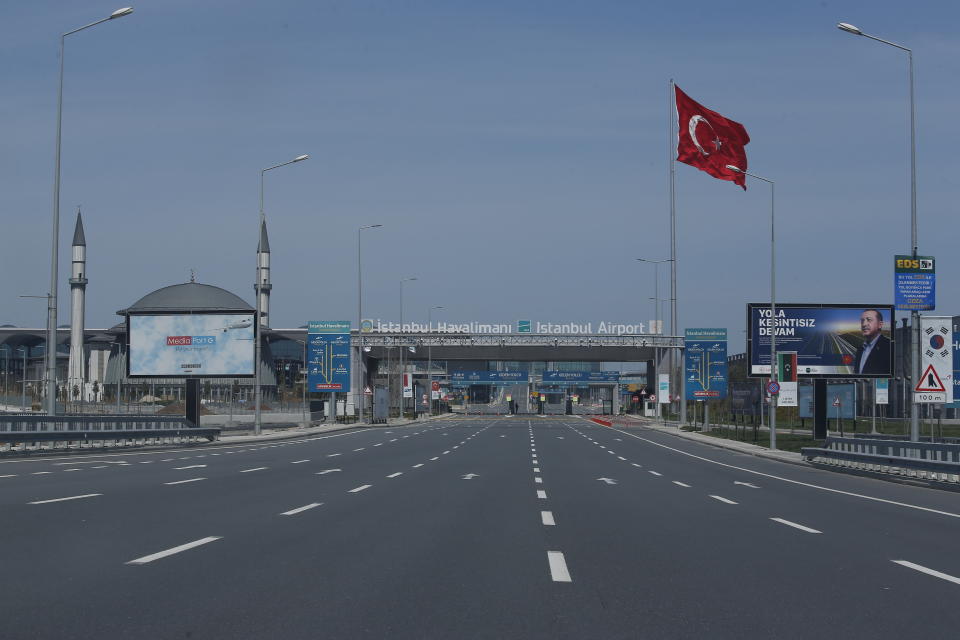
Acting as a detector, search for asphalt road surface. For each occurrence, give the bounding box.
[2,416,959,639]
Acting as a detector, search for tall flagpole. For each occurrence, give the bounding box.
[669,79,684,425]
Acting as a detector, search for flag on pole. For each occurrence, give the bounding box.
[675,85,750,189]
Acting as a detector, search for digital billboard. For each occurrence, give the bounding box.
[128,313,255,377]
[747,304,894,378]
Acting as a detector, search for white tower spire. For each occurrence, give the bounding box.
[257,219,272,327]
[67,208,87,393]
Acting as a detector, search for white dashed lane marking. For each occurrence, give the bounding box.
[29,493,102,505]
[541,511,556,526]
[164,478,206,486]
[547,551,572,582]
[280,503,323,516]
[349,485,372,493]
[770,518,821,534]
[892,560,960,586]
[710,495,738,505]
[126,537,222,565]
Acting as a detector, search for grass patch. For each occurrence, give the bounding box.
[694,427,821,453]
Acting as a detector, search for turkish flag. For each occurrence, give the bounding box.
[675,85,750,189]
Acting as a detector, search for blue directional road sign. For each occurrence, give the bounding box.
[307,321,351,392]
[685,328,728,401]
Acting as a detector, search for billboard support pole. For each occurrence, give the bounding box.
[185,378,200,428]
[814,379,827,439]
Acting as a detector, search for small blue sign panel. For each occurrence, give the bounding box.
[542,371,620,384]
[307,321,351,392]
[894,255,935,311]
[685,328,728,401]
[449,371,529,386]
[946,329,960,409]
[799,383,856,419]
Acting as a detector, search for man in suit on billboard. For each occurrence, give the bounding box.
[854,309,891,375]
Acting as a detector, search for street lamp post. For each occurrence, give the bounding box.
[397,277,417,417]
[255,154,308,436]
[649,296,671,422]
[726,165,777,450]
[19,347,28,411]
[636,258,673,336]
[837,22,921,441]
[357,224,382,424]
[427,305,444,415]
[637,258,674,421]
[46,7,134,416]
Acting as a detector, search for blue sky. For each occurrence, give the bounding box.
[3,1,958,352]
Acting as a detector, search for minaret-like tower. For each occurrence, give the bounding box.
[256,219,272,327]
[67,209,87,387]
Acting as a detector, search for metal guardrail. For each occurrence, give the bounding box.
[802,436,960,483]
[1,414,187,432]
[851,432,960,445]
[1,415,219,453]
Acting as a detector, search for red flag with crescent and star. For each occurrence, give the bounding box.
[675,85,750,189]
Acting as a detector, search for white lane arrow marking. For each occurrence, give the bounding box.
[734,481,760,488]
[462,473,479,479]
[597,477,618,485]
[316,469,342,475]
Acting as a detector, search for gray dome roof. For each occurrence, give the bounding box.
[118,282,253,315]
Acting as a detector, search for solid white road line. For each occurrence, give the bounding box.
[710,495,738,505]
[29,493,102,505]
[281,503,323,516]
[126,537,222,565]
[608,425,960,521]
[291,460,310,464]
[537,490,548,499]
[541,511,556,526]
[173,465,206,470]
[412,463,424,468]
[547,551,572,582]
[387,472,403,478]
[349,484,372,493]
[164,478,206,485]
[770,518,822,534]
[649,471,662,476]
[240,467,268,473]
[673,481,691,488]
[892,560,960,586]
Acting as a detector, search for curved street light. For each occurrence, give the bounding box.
[46,7,134,415]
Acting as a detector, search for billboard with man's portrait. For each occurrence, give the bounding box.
[747,304,894,378]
